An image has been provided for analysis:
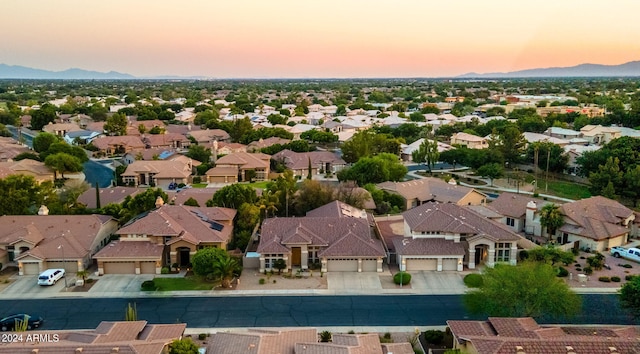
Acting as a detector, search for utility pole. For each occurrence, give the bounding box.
[545,147,551,193]
[533,145,539,194]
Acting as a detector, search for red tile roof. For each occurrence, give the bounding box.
[93,240,164,259]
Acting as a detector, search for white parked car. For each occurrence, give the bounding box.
[610,247,640,263]
[37,269,65,286]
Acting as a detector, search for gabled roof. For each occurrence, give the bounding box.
[215,152,271,169]
[271,150,346,170]
[78,186,142,209]
[559,196,634,240]
[121,160,192,179]
[93,240,164,259]
[378,177,483,204]
[403,202,522,241]
[488,192,551,218]
[91,135,145,150]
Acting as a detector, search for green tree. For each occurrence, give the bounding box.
[341,130,401,163]
[293,179,335,215]
[337,153,407,185]
[191,247,227,278]
[103,112,128,136]
[476,163,504,186]
[498,126,526,164]
[186,144,211,163]
[30,103,57,131]
[168,338,200,354]
[235,202,261,233]
[539,203,564,243]
[588,157,623,197]
[213,252,240,288]
[265,170,297,217]
[619,276,640,318]
[526,142,569,173]
[464,262,581,317]
[526,245,575,266]
[623,165,640,207]
[44,152,83,179]
[183,197,200,207]
[207,184,257,209]
[408,111,425,122]
[33,132,60,153]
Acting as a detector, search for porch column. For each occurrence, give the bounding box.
[468,248,476,269]
[377,258,383,273]
[487,248,496,268]
[156,260,162,274]
[436,258,443,272]
[259,256,265,273]
[510,243,518,265]
[98,261,104,275]
[457,257,463,271]
[357,259,362,273]
[301,248,309,270]
[18,262,24,276]
[135,261,141,275]
[321,258,327,273]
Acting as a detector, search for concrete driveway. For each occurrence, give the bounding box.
[88,274,154,295]
[327,272,382,293]
[409,271,467,294]
[0,274,73,299]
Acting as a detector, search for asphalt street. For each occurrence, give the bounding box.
[0,294,633,330]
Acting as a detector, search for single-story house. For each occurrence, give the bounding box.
[206,152,271,183]
[450,132,488,149]
[377,178,487,210]
[91,135,145,155]
[120,159,194,189]
[0,159,55,183]
[271,149,346,177]
[0,212,118,275]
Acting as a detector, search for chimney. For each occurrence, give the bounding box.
[516,345,526,354]
[566,346,577,354]
[609,347,618,353]
[111,348,120,354]
[37,205,49,216]
[155,196,164,208]
[75,348,84,353]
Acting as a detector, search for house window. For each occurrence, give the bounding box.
[506,218,515,227]
[308,247,320,264]
[163,236,172,244]
[496,242,511,262]
[264,254,284,270]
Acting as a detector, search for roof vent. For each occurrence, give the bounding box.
[566,346,576,354]
[609,347,618,353]
[515,345,525,354]
[75,348,84,353]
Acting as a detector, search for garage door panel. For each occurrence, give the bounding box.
[406,259,436,271]
[103,262,136,274]
[442,259,458,271]
[22,262,40,275]
[46,261,79,274]
[362,259,377,272]
[140,261,157,274]
[327,259,358,272]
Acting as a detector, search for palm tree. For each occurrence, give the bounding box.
[76,270,88,287]
[539,203,564,243]
[259,190,280,219]
[213,254,239,288]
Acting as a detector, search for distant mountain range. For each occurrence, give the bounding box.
[458,60,640,78]
[3,61,640,80]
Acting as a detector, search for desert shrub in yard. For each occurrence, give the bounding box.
[320,330,332,342]
[259,278,265,285]
[598,276,611,282]
[198,333,207,340]
[518,250,529,261]
[161,267,169,274]
[611,276,621,282]
[464,273,483,288]
[584,266,593,275]
[141,280,156,291]
[556,266,569,277]
[625,275,637,281]
[379,332,393,343]
[86,278,94,284]
[575,263,582,267]
[622,264,633,268]
[394,272,412,285]
[423,329,445,345]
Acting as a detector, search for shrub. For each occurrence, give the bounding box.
[625,275,637,281]
[622,264,633,269]
[464,273,483,288]
[192,176,201,184]
[584,266,593,275]
[575,263,582,267]
[161,267,170,274]
[86,278,94,284]
[556,266,569,277]
[320,331,332,342]
[414,350,425,354]
[518,250,529,261]
[259,278,265,285]
[141,280,156,291]
[178,183,186,188]
[394,272,411,285]
[379,332,394,343]
[383,332,392,340]
[348,330,355,334]
[598,276,611,282]
[611,276,621,282]
[198,333,207,340]
[423,329,445,345]
[571,248,580,256]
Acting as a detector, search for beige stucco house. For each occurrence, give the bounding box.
[377,178,487,210]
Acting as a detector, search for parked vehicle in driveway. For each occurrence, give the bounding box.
[610,246,640,263]
[0,314,43,331]
[37,269,65,286]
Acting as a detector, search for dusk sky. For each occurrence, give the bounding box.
[3,0,640,78]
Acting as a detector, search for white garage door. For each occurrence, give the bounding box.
[22,262,40,275]
[46,261,79,274]
[327,259,358,272]
[103,262,136,274]
[362,259,378,272]
[442,259,458,271]
[406,258,437,271]
[140,261,157,274]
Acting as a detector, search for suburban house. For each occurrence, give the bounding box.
[487,192,552,236]
[247,137,291,152]
[0,159,55,183]
[580,125,621,145]
[544,126,582,140]
[391,202,524,271]
[257,201,386,273]
[215,141,247,155]
[0,321,187,354]
[188,129,231,144]
[77,186,142,209]
[271,149,347,177]
[450,132,488,149]
[142,132,191,149]
[63,129,103,145]
[94,202,236,274]
[91,135,145,155]
[42,122,83,137]
[205,152,271,183]
[447,317,640,354]
[401,138,454,161]
[208,328,414,354]
[0,137,30,162]
[120,159,194,189]
[377,178,487,210]
[0,212,118,275]
[557,196,635,252]
[128,119,165,135]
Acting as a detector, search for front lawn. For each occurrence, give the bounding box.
[191,183,208,188]
[540,180,591,200]
[244,181,269,189]
[150,277,215,291]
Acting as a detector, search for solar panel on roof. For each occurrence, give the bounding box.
[209,221,224,232]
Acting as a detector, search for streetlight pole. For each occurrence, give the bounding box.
[58,245,68,290]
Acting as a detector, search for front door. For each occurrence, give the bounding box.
[178,247,191,266]
[291,247,301,266]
